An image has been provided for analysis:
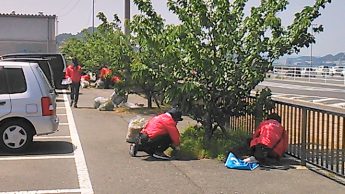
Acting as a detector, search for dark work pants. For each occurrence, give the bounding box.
[136,133,172,155]
[250,144,276,162]
[70,82,80,104]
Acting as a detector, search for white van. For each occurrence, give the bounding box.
[0,61,59,152]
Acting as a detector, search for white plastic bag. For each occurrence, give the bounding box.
[126,116,147,143]
[98,100,114,111]
[93,97,108,109]
[61,77,72,85]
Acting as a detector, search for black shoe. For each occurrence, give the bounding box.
[74,104,78,108]
[152,152,170,160]
[129,143,138,157]
[70,100,73,107]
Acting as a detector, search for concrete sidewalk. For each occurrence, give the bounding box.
[72,87,344,194]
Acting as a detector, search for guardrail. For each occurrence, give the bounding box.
[268,66,345,85]
[229,99,345,178]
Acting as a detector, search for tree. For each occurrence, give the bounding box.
[161,0,331,142]
[130,0,174,108]
[60,13,132,80]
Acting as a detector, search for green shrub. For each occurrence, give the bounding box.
[173,125,250,161]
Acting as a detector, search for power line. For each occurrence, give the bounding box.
[58,0,82,18]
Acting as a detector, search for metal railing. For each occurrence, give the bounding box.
[229,99,345,177]
[268,66,345,85]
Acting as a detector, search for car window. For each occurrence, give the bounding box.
[35,65,54,91]
[6,68,27,94]
[0,67,8,94]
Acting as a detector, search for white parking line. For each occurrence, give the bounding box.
[0,155,74,161]
[34,136,71,140]
[0,188,82,194]
[63,90,94,194]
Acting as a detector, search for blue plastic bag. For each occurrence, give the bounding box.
[225,152,259,171]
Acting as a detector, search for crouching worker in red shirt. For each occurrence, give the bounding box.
[247,113,288,164]
[129,108,183,160]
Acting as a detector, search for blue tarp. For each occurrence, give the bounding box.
[225,152,259,171]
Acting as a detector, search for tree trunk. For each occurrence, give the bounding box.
[153,94,161,109]
[147,93,152,108]
[204,112,213,145]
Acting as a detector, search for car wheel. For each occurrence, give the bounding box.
[0,120,34,152]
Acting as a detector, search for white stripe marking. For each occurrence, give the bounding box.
[63,90,94,194]
[0,155,74,161]
[34,136,71,140]
[57,113,67,116]
[312,98,337,103]
[330,102,345,108]
[59,123,69,126]
[0,188,82,194]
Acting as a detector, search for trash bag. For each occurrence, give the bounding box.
[95,79,104,88]
[126,116,147,143]
[93,97,108,109]
[81,80,90,88]
[110,91,125,107]
[61,77,72,85]
[98,100,114,111]
[225,152,259,171]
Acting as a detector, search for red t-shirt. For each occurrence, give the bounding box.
[141,113,180,146]
[65,65,82,83]
[99,67,112,79]
[250,119,288,157]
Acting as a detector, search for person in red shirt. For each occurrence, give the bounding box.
[99,66,112,79]
[248,113,288,163]
[129,108,183,160]
[65,58,82,108]
[99,65,112,89]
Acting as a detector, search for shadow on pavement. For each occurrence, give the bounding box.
[73,106,95,110]
[0,141,75,156]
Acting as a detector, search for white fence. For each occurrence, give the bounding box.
[268,66,345,85]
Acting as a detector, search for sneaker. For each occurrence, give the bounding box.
[152,152,170,160]
[129,143,138,157]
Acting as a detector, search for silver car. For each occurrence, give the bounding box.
[0,61,59,152]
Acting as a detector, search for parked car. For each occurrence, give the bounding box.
[330,66,345,76]
[316,65,330,75]
[0,61,59,152]
[1,58,56,90]
[1,53,67,89]
[285,67,301,77]
[301,67,317,77]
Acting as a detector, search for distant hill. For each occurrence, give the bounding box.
[57,30,345,67]
[282,52,345,67]
[56,27,95,48]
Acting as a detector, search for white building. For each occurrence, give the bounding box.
[0,12,57,55]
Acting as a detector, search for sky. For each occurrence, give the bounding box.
[0,0,344,57]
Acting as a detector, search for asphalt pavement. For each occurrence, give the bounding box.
[69,87,344,194]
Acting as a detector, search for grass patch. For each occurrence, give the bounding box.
[168,125,250,161]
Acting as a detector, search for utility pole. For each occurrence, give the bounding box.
[92,0,95,34]
[124,0,130,35]
[310,24,317,81]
